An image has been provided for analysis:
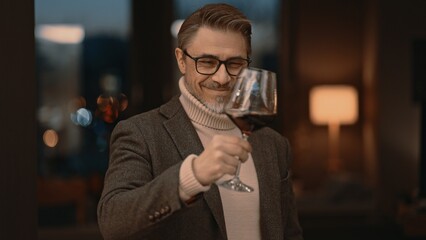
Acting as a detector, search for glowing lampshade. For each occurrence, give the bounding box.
[310,85,358,125]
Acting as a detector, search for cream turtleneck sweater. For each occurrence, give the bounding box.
[178,77,261,240]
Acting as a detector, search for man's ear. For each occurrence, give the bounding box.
[175,48,186,75]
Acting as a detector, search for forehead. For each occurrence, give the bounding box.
[187,27,247,57]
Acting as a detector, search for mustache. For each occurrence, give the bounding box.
[201,81,235,91]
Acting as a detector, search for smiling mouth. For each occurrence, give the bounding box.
[201,81,234,92]
[203,86,231,92]
[205,89,231,96]
[212,88,230,92]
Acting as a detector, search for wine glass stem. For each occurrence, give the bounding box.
[235,162,242,177]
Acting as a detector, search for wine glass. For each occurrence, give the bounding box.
[220,67,277,192]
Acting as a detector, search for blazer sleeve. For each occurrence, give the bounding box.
[97,119,184,240]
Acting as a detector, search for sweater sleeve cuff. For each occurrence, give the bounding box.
[179,154,211,201]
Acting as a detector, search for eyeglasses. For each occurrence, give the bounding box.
[183,50,251,76]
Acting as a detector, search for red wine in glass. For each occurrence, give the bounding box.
[226,111,276,136]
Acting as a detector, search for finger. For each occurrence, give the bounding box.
[221,144,250,162]
[210,135,252,153]
[239,140,252,152]
[221,155,240,167]
[220,160,239,176]
[212,136,251,152]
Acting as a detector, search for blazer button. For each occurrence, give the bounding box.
[164,205,170,213]
[154,211,161,219]
[160,206,170,215]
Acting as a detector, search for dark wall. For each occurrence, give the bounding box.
[129,0,174,114]
[0,1,37,239]
[376,0,426,216]
[281,0,426,219]
[280,0,426,238]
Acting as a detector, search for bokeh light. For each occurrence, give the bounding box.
[96,93,128,123]
[118,93,128,112]
[171,19,184,38]
[38,106,64,130]
[96,95,118,123]
[43,129,59,148]
[71,107,93,127]
[68,96,87,113]
[100,74,120,93]
[76,108,93,127]
[35,24,85,44]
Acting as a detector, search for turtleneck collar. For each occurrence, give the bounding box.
[178,77,236,131]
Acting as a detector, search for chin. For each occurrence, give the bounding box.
[204,96,227,113]
[205,103,225,113]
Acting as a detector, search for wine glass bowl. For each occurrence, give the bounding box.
[220,67,277,192]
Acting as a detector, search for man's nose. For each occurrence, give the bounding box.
[211,63,231,85]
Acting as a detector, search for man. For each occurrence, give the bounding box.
[98,3,303,240]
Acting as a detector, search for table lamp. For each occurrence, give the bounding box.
[309,85,358,173]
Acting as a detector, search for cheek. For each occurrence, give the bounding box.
[186,75,210,95]
[185,74,200,91]
[189,74,206,87]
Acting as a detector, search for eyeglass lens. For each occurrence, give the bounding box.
[196,57,248,76]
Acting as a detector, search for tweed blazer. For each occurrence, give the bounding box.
[97,96,303,240]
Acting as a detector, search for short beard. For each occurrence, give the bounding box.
[203,96,227,113]
[184,80,231,114]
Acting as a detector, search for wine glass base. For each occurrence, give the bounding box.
[220,178,254,192]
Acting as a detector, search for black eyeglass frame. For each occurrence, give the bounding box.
[183,49,251,76]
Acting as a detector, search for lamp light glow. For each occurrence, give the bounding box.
[309,85,359,173]
[310,85,358,125]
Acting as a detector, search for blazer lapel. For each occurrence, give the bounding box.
[249,132,283,240]
[160,97,228,239]
[203,185,227,238]
[162,105,204,159]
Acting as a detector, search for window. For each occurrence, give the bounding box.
[35,0,130,227]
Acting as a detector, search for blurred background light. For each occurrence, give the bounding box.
[96,93,128,123]
[38,106,64,130]
[100,74,120,93]
[43,129,59,148]
[75,108,92,127]
[118,93,128,111]
[68,96,87,113]
[170,19,184,38]
[309,85,358,125]
[35,24,85,44]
